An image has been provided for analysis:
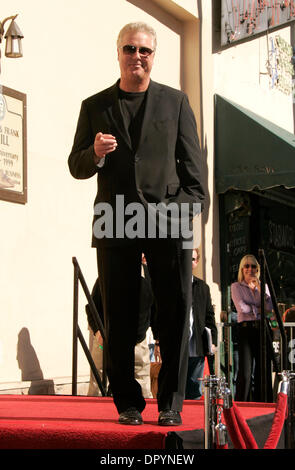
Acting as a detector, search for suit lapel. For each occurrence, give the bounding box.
[105,81,132,150]
[137,80,161,149]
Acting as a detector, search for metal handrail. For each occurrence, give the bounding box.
[258,248,288,401]
[72,256,107,396]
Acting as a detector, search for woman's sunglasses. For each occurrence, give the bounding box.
[121,44,154,57]
[243,264,257,269]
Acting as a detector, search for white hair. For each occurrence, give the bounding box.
[117,22,157,51]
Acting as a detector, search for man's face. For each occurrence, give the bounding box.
[192,250,199,270]
[117,31,155,86]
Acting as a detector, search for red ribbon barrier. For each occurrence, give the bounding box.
[222,392,288,450]
[263,392,288,449]
[223,406,247,449]
[232,402,258,449]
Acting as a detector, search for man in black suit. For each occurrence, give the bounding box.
[68,22,205,426]
[86,255,158,398]
[186,248,217,399]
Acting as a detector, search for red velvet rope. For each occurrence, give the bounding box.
[232,402,258,448]
[263,392,288,449]
[223,406,247,449]
[222,393,288,450]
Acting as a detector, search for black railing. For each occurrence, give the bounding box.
[258,248,288,402]
[72,256,107,396]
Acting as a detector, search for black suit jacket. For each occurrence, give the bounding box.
[68,80,205,247]
[191,276,217,357]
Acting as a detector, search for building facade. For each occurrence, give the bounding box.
[0,0,294,393]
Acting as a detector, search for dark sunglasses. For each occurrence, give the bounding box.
[121,44,154,57]
[243,264,257,269]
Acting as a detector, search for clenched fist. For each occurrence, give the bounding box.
[94,132,117,163]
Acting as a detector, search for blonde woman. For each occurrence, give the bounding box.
[231,254,273,401]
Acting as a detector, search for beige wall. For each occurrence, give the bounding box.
[214,26,294,132]
[0,0,203,389]
[198,1,221,311]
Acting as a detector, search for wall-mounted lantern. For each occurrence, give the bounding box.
[0,14,24,73]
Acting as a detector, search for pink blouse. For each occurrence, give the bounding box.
[231,281,273,323]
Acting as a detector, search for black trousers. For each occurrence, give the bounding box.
[96,238,192,414]
[235,322,261,402]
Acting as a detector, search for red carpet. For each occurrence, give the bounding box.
[0,394,277,449]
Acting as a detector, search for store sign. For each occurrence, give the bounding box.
[221,0,295,45]
[269,220,295,253]
[0,85,27,204]
[267,35,294,95]
[227,212,251,282]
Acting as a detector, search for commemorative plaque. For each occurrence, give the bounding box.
[0,85,27,204]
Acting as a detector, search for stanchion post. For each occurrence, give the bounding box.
[258,249,268,402]
[203,375,231,449]
[203,375,219,449]
[72,257,79,396]
[286,373,295,449]
[279,371,295,449]
[204,376,211,449]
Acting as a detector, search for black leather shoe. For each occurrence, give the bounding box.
[158,409,182,426]
[118,407,143,425]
